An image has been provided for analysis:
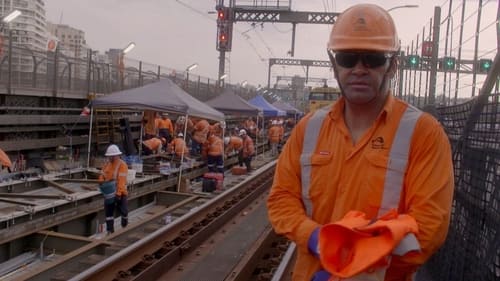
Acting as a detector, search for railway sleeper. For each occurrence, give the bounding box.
[78,253,107,267]
[115,270,133,281]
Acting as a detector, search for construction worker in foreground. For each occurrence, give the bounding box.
[267,4,454,281]
[98,144,129,234]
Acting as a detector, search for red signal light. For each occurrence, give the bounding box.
[219,33,227,42]
[218,10,225,20]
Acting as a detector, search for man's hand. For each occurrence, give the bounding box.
[308,227,320,258]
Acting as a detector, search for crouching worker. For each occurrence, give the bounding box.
[142,137,166,155]
[98,144,129,234]
[169,133,190,160]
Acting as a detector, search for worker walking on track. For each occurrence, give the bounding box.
[267,4,454,281]
[99,144,129,234]
[238,129,255,172]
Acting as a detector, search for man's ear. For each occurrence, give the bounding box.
[387,57,398,78]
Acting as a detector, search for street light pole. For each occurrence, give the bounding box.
[387,5,419,12]
[219,73,227,88]
[1,10,22,95]
[185,63,198,90]
[7,29,12,95]
[120,42,135,90]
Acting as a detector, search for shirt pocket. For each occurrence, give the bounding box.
[308,153,334,201]
[362,151,389,214]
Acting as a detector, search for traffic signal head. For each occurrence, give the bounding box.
[216,7,231,22]
[478,59,492,73]
[217,22,232,51]
[219,33,227,42]
[406,55,420,68]
[217,9,226,21]
[440,56,456,70]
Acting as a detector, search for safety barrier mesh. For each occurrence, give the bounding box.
[424,93,500,281]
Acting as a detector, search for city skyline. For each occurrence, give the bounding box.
[39,0,500,93]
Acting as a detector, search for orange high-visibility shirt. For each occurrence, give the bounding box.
[98,158,128,196]
[242,135,255,158]
[169,138,189,157]
[143,110,158,135]
[143,138,162,153]
[267,95,454,281]
[207,135,223,156]
[268,125,282,143]
[225,136,243,154]
[157,118,173,133]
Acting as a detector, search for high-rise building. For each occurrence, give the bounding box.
[46,22,88,58]
[1,0,48,74]
[0,0,48,51]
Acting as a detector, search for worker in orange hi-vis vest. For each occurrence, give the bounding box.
[224,136,243,157]
[267,4,454,281]
[142,137,166,156]
[98,144,129,234]
[243,117,258,139]
[209,122,224,138]
[0,148,12,173]
[238,129,255,172]
[142,110,158,140]
[191,119,209,155]
[168,133,190,159]
[157,112,174,143]
[268,120,283,156]
[206,132,224,173]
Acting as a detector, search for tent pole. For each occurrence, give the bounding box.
[138,111,144,157]
[177,114,189,192]
[86,107,94,168]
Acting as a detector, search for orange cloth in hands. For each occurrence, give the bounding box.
[319,210,419,278]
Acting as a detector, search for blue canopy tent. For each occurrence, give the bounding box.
[248,95,286,117]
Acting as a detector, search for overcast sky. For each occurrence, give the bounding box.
[44,0,497,90]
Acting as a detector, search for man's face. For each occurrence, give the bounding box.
[330,51,396,105]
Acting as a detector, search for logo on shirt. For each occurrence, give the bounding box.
[371,137,385,149]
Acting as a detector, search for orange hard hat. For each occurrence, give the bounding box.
[328,4,400,52]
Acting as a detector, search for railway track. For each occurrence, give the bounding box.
[3,158,295,281]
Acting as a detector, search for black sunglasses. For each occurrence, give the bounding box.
[328,50,393,69]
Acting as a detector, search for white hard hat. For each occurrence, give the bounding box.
[272,120,277,125]
[105,144,122,156]
[239,129,247,136]
[178,133,184,137]
[224,137,230,145]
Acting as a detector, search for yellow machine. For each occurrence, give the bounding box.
[307,86,341,113]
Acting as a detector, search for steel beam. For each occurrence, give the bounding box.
[233,9,339,24]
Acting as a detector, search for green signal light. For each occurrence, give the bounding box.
[442,57,456,70]
[406,55,420,68]
[478,59,492,73]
